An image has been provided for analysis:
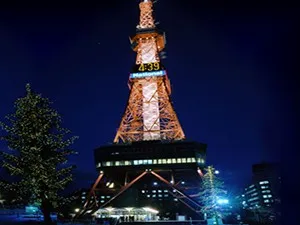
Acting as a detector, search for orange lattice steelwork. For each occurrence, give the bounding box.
[114,0,185,143]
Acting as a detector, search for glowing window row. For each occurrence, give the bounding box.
[98,157,204,167]
[260,185,269,189]
[259,180,269,185]
[263,194,272,198]
[146,194,169,198]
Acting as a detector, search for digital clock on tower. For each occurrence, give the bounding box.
[135,62,162,72]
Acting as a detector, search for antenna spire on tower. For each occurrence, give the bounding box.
[138,0,155,29]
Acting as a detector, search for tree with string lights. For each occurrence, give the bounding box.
[0,84,78,224]
[199,166,228,225]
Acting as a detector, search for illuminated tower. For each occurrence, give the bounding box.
[78,0,207,219]
[114,0,185,143]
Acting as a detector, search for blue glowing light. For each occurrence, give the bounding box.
[130,70,166,78]
[217,199,229,204]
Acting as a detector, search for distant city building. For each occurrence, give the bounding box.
[239,162,281,223]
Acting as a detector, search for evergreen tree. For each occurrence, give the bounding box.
[199,166,227,225]
[0,84,78,224]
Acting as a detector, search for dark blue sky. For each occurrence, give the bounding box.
[0,1,296,191]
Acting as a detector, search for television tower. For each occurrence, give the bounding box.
[114,0,185,143]
[78,1,207,218]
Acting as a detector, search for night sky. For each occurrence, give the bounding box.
[0,1,296,192]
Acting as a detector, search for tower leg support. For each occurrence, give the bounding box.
[83,172,104,209]
[82,171,148,217]
[168,189,198,213]
[150,171,201,208]
[99,171,147,209]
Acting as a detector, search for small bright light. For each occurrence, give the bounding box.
[153,182,158,185]
[106,207,114,212]
[125,207,133,212]
[181,181,185,184]
[215,170,220,174]
[143,207,159,214]
[74,208,80,213]
[170,180,174,184]
[217,199,229,204]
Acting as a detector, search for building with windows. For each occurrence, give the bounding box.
[240,162,281,223]
[89,140,206,219]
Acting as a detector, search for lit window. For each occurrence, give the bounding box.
[174,198,178,201]
[259,180,269,185]
[167,159,172,164]
[261,186,266,189]
[147,195,150,198]
[162,159,167,164]
[101,200,104,203]
[158,159,162,164]
[81,196,86,199]
[106,162,111,166]
[125,161,131,165]
[172,158,176,163]
[139,160,143,165]
[191,158,196,163]
[197,158,201,163]
[134,160,138,165]
[264,199,270,203]
[153,159,157,164]
[187,158,192,163]
[143,160,148,164]
[263,195,268,198]
[164,190,168,193]
[158,190,162,193]
[158,194,162,197]
[115,161,120,166]
[268,195,272,198]
[177,158,182,163]
[182,158,186,163]
[153,182,158,186]
[106,196,111,198]
[152,195,156,197]
[101,196,105,199]
[148,160,152,164]
[141,190,145,193]
[152,190,157,193]
[201,159,205,163]
[97,163,101,167]
[164,194,169,197]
